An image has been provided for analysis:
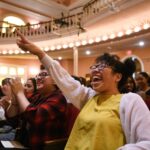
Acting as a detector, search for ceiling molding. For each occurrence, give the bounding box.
[0,0,67,20]
[0,1,50,21]
[68,0,91,10]
[0,0,150,59]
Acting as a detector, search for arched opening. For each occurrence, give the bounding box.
[122,55,144,74]
[2,16,25,33]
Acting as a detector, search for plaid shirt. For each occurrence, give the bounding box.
[23,90,67,150]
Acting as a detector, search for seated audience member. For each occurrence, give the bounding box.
[120,58,137,93]
[14,77,38,144]
[0,77,37,141]
[36,64,48,90]
[0,78,18,141]
[5,69,68,150]
[121,76,137,93]
[37,65,60,91]
[135,72,150,109]
[36,67,79,137]
[0,86,6,121]
[135,72,150,93]
[24,77,37,99]
[16,31,150,150]
[0,78,12,109]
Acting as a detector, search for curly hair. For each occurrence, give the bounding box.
[95,53,132,92]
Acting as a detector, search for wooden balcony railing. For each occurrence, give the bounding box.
[0,0,125,43]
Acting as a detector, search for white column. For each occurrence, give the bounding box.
[73,46,78,76]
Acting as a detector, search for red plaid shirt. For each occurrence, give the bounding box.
[23,90,67,150]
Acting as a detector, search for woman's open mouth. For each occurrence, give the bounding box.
[91,76,102,84]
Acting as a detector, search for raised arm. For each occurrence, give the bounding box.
[16,31,45,59]
[16,31,96,109]
[41,55,95,109]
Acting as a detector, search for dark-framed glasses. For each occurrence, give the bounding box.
[90,63,109,72]
[37,72,48,77]
[36,72,49,80]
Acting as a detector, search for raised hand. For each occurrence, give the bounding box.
[0,96,11,110]
[9,77,24,96]
[9,77,30,113]
[16,30,45,59]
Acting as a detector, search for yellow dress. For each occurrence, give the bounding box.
[65,94,126,150]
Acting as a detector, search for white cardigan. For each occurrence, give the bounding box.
[41,54,150,150]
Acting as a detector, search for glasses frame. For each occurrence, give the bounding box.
[90,63,109,73]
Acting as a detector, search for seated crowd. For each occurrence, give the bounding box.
[0,65,80,150]
[0,31,149,150]
[0,66,150,149]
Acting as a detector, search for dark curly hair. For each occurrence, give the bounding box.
[95,53,133,92]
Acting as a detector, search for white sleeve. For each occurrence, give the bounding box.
[118,93,150,150]
[41,54,96,109]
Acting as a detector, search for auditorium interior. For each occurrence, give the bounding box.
[0,0,150,83]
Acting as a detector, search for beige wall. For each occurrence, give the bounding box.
[60,59,73,75]
[115,48,150,73]
[64,48,150,77]
[1,47,150,80]
[0,57,40,78]
[78,57,95,77]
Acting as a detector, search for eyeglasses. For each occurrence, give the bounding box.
[90,63,109,72]
[36,72,49,78]
[38,72,49,77]
[36,72,49,81]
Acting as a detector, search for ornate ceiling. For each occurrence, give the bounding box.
[51,0,78,6]
[0,0,87,21]
[0,0,150,59]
